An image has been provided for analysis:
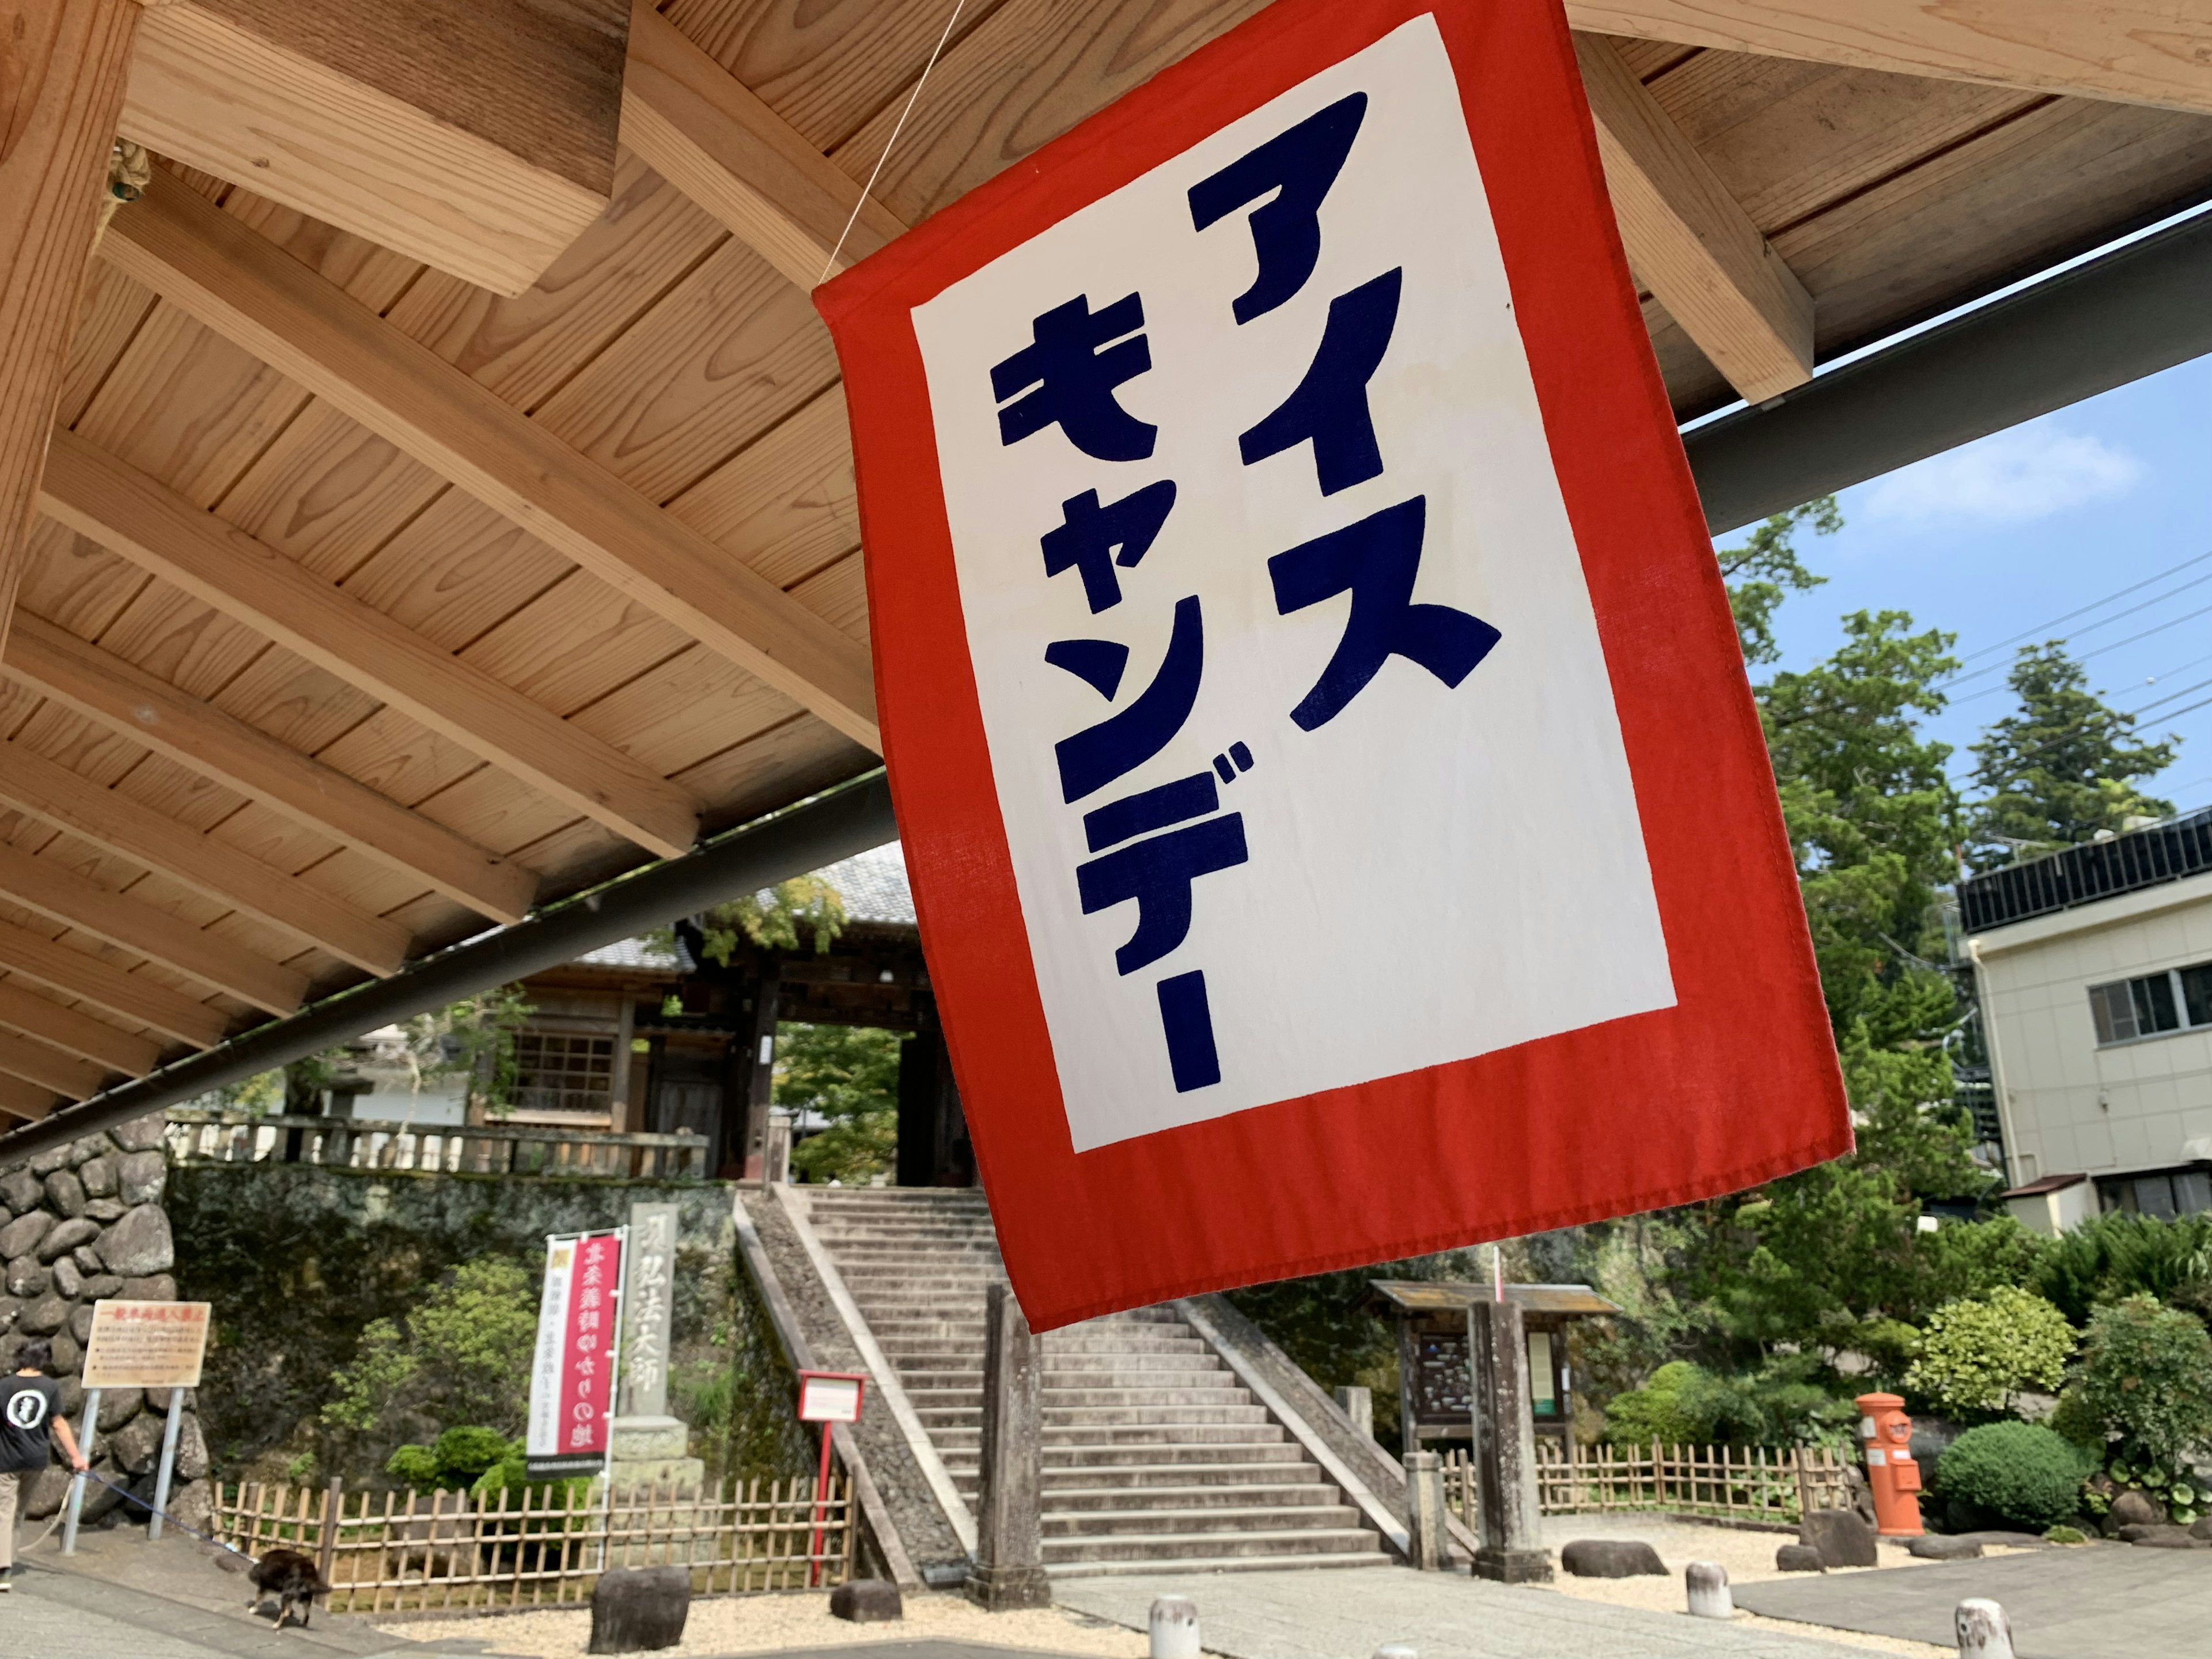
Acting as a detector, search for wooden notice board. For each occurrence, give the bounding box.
[81,1300,211,1389]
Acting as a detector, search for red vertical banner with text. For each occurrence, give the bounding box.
[527,1228,626,1480]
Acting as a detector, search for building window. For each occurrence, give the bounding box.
[512,1030,615,1115]
[2089,969,2193,1044]
[2097,1169,2212,1218]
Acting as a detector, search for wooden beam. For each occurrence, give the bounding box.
[0,978,161,1074]
[101,172,883,752]
[0,915,230,1046]
[0,839,308,1014]
[1566,3,2212,118]
[0,0,138,658]
[0,736,411,976]
[5,611,539,924]
[0,1073,60,1122]
[38,429,702,861]
[1574,33,1814,403]
[0,1027,104,1097]
[120,0,628,296]
[619,0,909,290]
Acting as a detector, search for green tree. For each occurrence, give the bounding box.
[1967,643,2176,868]
[778,1022,902,1183]
[699,876,847,963]
[2068,1294,2212,1467]
[1717,497,1839,666]
[2035,1212,2212,1325]
[1903,1286,2075,1417]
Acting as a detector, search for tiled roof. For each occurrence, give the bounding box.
[571,843,912,969]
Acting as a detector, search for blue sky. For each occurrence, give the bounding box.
[1738,352,2212,817]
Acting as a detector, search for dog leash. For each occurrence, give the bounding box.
[27,1469,257,1562]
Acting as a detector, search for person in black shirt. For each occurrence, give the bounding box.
[0,1340,87,1589]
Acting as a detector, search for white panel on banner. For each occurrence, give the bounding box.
[911,17,1675,1152]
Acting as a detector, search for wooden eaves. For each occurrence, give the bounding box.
[1,0,2210,1121]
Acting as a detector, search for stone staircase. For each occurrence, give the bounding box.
[801,1185,1390,1577]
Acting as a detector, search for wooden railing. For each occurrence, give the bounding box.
[168,1110,712,1181]
[212,1474,853,1612]
[1444,1442,1853,1526]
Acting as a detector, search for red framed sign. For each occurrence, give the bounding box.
[816,0,1847,1331]
[797,1370,868,1423]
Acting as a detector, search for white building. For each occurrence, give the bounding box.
[1961,808,2212,1231]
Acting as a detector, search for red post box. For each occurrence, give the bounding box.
[1855,1392,1923,1536]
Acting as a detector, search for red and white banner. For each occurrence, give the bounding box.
[527,1229,625,1479]
[816,0,1848,1329]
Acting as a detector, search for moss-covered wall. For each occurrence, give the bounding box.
[168,1165,807,1486]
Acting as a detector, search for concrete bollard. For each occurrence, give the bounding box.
[1149,1595,1200,1659]
[1373,1646,1418,1659]
[1956,1599,2014,1659]
[1685,1560,1733,1620]
[1403,1450,1445,1571]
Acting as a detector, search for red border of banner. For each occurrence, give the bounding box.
[816,0,1849,1330]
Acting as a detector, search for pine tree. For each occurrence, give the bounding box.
[1967,643,2177,868]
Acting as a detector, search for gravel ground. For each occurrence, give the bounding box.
[1537,1514,1998,1657]
[374,1588,1150,1658]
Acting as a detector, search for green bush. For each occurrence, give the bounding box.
[2036,1213,2212,1325]
[1601,1358,1855,1448]
[2044,1525,2086,1544]
[1930,1421,2094,1531]
[1903,1287,2074,1417]
[387,1425,514,1492]
[2070,1295,2212,1469]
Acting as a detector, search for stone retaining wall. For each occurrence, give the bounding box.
[0,1111,209,1530]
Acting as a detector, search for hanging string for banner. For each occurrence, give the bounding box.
[819,0,971,282]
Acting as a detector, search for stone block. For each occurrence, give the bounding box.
[100,1205,172,1276]
[68,1304,94,1343]
[2195,1516,2212,1542]
[59,1375,81,1416]
[109,1112,165,1153]
[29,1145,70,1176]
[609,1457,704,1497]
[1908,1533,1983,1560]
[0,1169,41,1215]
[22,1466,73,1519]
[168,1478,212,1535]
[84,1199,126,1224]
[176,1409,209,1480]
[1800,1508,1878,1569]
[81,1274,122,1301]
[1684,1560,1733,1620]
[109,1411,165,1475]
[116,1151,165,1206]
[0,1206,9,1230]
[122,1274,176,1302]
[2111,1489,2165,1529]
[44,1170,86,1218]
[1775,1543,1827,1573]
[0,1295,20,1332]
[97,1388,143,1431]
[78,1468,125,1523]
[829,1579,903,1623]
[51,1256,81,1300]
[1562,1538,1666,1578]
[20,1293,68,1335]
[0,1210,53,1260]
[50,1331,80,1373]
[609,1416,690,1461]
[75,1155,115,1198]
[73,1245,104,1274]
[69,1135,107,1168]
[2118,1523,2205,1547]
[588,1565,690,1653]
[37,1217,100,1263]
[8,1256,50,1298]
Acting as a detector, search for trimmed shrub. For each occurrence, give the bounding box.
[2070,1296,2212,1471]
[1903,1287,2073,1418]
[1930,1421,2093,1532]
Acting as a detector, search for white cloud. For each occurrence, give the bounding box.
[1861,426,2144,525]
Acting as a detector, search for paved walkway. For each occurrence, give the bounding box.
[1056,1566,1871,1659]
[1736,1544,2212,1658]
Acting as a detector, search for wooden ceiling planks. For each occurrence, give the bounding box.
[2,0,2206,1088]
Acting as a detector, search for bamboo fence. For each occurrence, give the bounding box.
[211,1474,854,1612]
[1442,1442,1853,1527]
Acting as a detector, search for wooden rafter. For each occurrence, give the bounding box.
[0,0,138,658]
[1574,33,1815,402]
[100,172,884,752]
[4,610,539,924]
[620,0,908,290]
[0,737,411,976]
[0,915,229,1047]
[1566,3,2212,119]
[0,979,161,1075]
[37,429,702,862]
[0,1027,105,1099]
[0,839,308,1016]
[0,1073,60,1122]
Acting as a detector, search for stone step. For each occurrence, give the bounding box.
[1045,1483,1343,1513]
[1041,1528,1381,1563]
[1042,1460,1322,1488]
[1038,1387,1253,1409]
[1044,1503,1361,1537]
[1044,1551,1391,1580]
[935,1423,1294,1450]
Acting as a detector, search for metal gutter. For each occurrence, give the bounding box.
[730,1186,919,1588]
[0,774,897,1166]
[1685,211,2212,534]
[774,1183,980,1557]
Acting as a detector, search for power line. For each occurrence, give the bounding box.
[1945,566,2212,688]
[1950,548,2212,668]
[1949,597,2212,703]
[1949,690,2212,785]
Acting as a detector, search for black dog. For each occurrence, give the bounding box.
[247,1547,331,1630]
